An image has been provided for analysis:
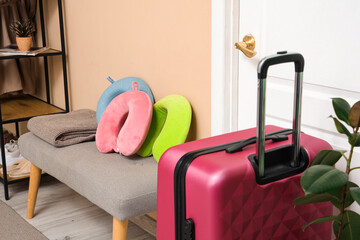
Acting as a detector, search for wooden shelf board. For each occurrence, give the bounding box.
[0,95,65,122]
[0,170,29,182]
[0,168,47,183]
[0,161,30,182]
[0,48,62,60]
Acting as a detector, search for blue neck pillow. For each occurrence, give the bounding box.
[96,76,155,123]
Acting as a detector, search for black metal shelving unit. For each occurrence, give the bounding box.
[0,0,69,200]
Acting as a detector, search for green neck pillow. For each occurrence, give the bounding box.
[137,95,192,162]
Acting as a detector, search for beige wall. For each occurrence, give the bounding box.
[45,0,211,140]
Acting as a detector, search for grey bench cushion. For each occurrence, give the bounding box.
[19,132,158,221]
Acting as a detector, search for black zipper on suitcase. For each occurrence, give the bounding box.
[173,128,295,240]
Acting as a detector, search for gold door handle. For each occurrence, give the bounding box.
[235,34,257,58]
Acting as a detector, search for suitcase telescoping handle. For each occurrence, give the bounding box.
[256,51,304,177]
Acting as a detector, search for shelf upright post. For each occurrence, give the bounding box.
[58,0,69,112]
[39,0,50,104]
[0,106,9,200]
[15,122,19,137]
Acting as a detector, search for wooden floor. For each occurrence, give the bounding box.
[0,176,156,240]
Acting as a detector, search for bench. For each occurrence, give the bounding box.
[19,132,158,240]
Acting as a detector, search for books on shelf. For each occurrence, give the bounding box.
[0,45,56,56]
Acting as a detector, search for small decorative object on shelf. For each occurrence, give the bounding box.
[0,45,52,56]
[9,20,35,51]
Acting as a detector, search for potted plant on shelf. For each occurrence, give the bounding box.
[9,20,35,51]
[295,98,360,240]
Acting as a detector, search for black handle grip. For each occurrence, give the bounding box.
[226,134,288,153]
[257,52,305,79]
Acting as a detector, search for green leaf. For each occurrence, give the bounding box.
[302,215,338,231]
[328,182,358,209]
[350,187,360,205]
[333,211,360,240]
[333,215,339,237]
[329,116,352,138]
[310,149,345,167]
[355,134,360,146]
[349,133,360,147]
[301,165,348,195]
[294,193,340,207]
[294,182,358,209]
[332,98,351,125]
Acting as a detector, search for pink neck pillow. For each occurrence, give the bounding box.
[96,82,153,156]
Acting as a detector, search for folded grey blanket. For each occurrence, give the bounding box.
[27,109,97,147]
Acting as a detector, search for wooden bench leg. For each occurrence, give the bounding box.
[27,164,42,219]
[113,217,128,240]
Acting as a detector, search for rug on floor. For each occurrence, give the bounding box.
[0,200,48,240]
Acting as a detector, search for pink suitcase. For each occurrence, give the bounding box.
[157,52,333,240]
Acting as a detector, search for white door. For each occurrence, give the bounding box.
[235,0,360,212]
